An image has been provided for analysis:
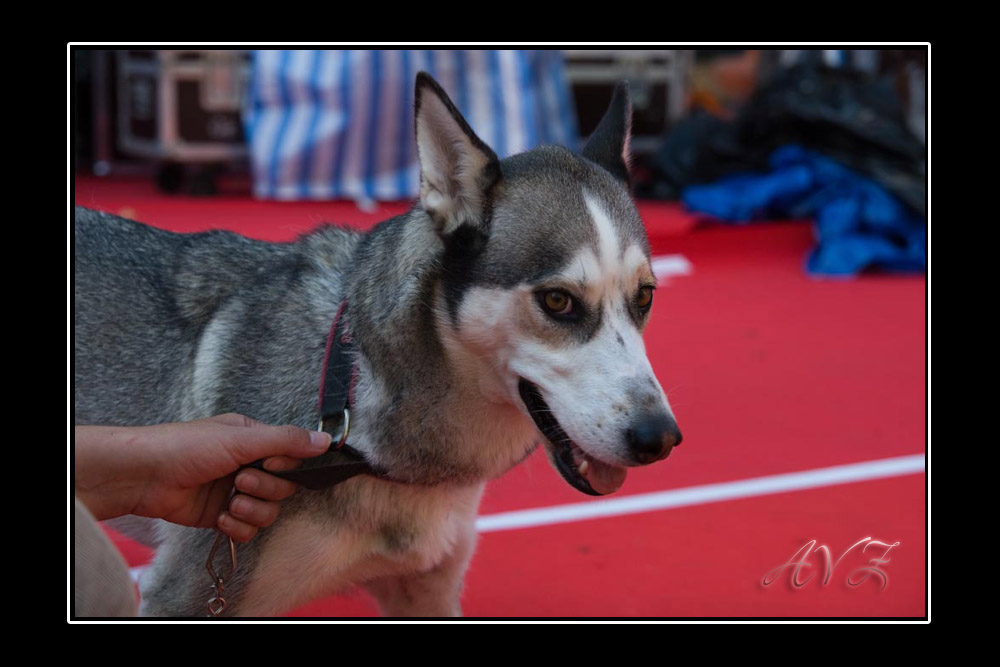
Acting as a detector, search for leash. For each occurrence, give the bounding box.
[242,301,385,490]
[205,301,382,616]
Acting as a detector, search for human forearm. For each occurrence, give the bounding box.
[74,425,153,521]
[72,415,330,540]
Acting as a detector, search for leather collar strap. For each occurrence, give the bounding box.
[243,301,385,490]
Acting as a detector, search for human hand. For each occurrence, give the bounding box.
[74,414,332,541]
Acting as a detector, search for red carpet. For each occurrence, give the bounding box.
[74,175,926,618]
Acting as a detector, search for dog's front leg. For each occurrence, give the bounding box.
[364,520,477,617]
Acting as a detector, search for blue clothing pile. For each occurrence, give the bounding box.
[682,145,926,276]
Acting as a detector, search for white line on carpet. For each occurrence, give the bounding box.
[475,454,925,533]
[128,454,925,580]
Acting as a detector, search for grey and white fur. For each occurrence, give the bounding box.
[74,73,682,617]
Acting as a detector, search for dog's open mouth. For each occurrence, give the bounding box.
[518,378,627,496]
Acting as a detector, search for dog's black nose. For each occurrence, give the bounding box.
[626,414,682,464]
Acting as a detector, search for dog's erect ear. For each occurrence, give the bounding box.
[414,72,501,237]
[580,81,632,185]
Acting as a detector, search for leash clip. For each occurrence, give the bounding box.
[205,529,237,617]
[319,408,352,450]
[204,488,238,617]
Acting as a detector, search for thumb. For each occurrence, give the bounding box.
[218,416,332,464]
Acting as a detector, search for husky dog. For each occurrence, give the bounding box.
[74,73,682,617]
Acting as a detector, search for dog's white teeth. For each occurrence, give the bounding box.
[578,459,589,476]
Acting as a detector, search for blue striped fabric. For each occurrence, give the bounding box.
[244,49,578,201]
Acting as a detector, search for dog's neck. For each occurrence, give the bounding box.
[340,208,538,486]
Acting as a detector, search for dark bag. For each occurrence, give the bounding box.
[648,63,926,217]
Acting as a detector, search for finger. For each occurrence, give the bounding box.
[235,468,298,501]
[210,413,261,428]
[217,511,258,543]
[261,455,303,472]
[228,494,281,528]
[227,422,331,464]
[203,475,237,528]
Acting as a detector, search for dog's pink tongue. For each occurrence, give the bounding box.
[586,460,627,495]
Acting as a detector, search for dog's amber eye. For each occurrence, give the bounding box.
[637,286,654,311]
[542,290,573,315]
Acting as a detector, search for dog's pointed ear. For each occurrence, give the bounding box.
[415,72,502,237]
[580,81,632,185]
